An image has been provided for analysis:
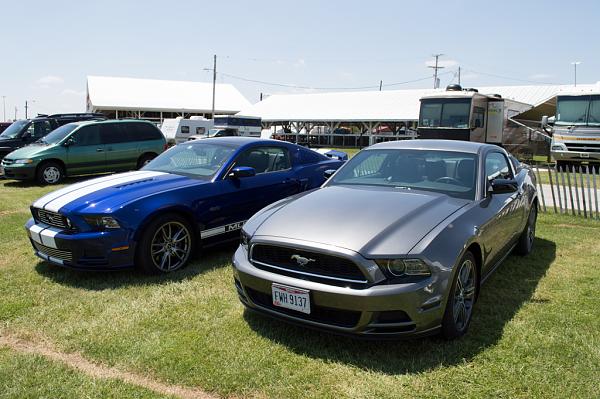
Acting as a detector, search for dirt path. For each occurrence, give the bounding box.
[0,334,218,399]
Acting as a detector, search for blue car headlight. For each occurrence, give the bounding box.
[84,216,121,230]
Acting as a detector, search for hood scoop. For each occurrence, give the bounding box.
[114,178,155,188]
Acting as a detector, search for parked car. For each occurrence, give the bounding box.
[233,140,538,339]
[2,119,166,184]
[25,137,345,272]
[0,113,106,159]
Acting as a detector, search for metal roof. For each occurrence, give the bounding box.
[239,83,600,122]
[87,76,252,114]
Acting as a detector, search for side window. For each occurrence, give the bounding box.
[234,146,291,174]
[472,106,485,129]
[100,124,133,144]
[485,152,512,180]
[181,125,190,134]
[196,127,205,135]
[72,125,102,146]
[134,123,161,141]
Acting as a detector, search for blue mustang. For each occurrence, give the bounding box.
[26,137,344,273]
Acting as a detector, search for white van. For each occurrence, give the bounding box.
[160,117,214,145]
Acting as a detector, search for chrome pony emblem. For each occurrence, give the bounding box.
[290,254,315,266]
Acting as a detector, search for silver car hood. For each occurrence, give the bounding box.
[252,185,469,257]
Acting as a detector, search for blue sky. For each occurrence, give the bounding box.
[1,0,598,118]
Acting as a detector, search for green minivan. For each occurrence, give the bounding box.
[1,119,166,184]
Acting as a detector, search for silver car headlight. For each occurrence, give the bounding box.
[551,143,567,151]
[375,258,431,277]
[84,216,121,229]
[240,230,251,251]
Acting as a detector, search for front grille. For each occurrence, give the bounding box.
[33,242,73,262]
[250,244,367,284]
[32,208,70,229]
[1,158,15,166]
[245,287,361,328]
[565,143,600,153]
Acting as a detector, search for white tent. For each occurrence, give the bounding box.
[87,76,251,117]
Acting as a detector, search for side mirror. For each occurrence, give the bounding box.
[229,166,256,179]
[541,115,548,127]
[323,169,336,179]
[488,178,518,195]
[62,137,75,147]
[22,132,31,141]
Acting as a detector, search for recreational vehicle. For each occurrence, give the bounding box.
[160,117,214,145]
[418,85,542,158]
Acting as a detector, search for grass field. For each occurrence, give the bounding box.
[1,177,599,398]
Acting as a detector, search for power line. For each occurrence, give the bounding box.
[461,67,559,85]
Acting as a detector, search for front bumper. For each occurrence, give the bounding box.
[232,246,447,338]
[25,218,135,270]
[551,149,600,163]
[2,164,36,180]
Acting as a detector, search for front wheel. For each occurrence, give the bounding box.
[137,153,156,169]
[36,161,64,185]
[136,214,194,274]
[441,251,478,339]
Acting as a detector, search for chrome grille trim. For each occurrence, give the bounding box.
[33,208,69,229]
[33,242,73,262]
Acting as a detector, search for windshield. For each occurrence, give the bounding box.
[143,142,236,179]
[0,120,29,139]
[419,98,471,128]
[556,95,600,126]
[327,149,477,200]
[37,123,78,144]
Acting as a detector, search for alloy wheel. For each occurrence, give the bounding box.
[453,258,476,331]
[43,167,61,184]
[150,221,192,272]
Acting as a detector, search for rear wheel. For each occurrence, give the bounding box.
[136,213,194,274]
[515,205,537,255]
[36,161,64,185]
[441,251,478,339]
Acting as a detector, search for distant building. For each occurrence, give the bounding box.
[86,76,251,122]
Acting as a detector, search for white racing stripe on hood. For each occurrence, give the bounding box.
[32,171,144,209]
[42,171,167,213]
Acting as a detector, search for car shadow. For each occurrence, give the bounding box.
[34,241,238,291]
[244,237,556,375]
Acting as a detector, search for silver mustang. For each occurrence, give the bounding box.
[232,140,538,339]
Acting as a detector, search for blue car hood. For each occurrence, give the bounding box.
[32,170,203,214]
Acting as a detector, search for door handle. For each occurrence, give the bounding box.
[96,148,104,152]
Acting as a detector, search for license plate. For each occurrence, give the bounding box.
[272,283,310,314]
[581,152,590,158]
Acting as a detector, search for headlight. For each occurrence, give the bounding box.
[240,230,250,251]
[14,159,33,164]
[84,216,121,229]
[551,144,566,151]
[375,258,431,277]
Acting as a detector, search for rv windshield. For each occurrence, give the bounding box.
[419,98,471,128]
[556,95,600,126]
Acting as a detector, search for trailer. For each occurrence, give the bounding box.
[417,85,545,158]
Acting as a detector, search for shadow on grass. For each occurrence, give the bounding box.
[244,237,556,375]
[34,241,237,291]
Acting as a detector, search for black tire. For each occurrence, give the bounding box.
[136,213,194,274]
[441,251,478,339]
[137,153,156,169]
[514,204,537,256]
[36,161,64,185]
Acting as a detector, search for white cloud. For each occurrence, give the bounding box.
[424,59,458,68]
[293,58,306,68]
[36,75,64,87]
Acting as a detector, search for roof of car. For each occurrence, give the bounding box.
[368,139,495,154]
[69,119,154,127]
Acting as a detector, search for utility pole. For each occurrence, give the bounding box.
[428,54,444,89]
[211,54,217,119]
[14,106,17,120]
[2,96,5,122]
[458,66,461,85]
[571,61,581,87]
[379,80,383,91]
[25,101,28,119]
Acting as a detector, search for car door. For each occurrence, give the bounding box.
[477,151,522,274]
[65,124,106,174]
[101,123,139,171]
[200,145,302,244]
